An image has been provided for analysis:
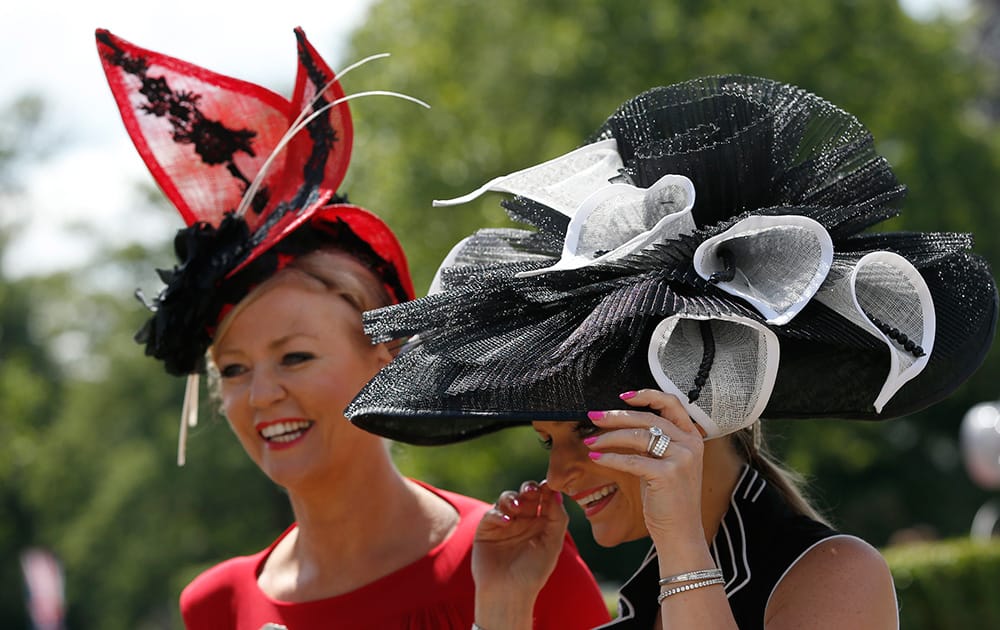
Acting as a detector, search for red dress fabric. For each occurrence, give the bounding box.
[180,483,611,629]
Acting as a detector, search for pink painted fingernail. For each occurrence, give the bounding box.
[588,451,603,460]
[619,390,637,400]
[501,513,511,521]
[587,410,606,421]
[511,498,520,508]
[583,436,598,446]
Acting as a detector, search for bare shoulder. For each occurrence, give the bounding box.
[765,535,898,630]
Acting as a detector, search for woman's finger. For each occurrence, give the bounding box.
[495,490,520,515]
[476,507,513,539]
[583,422,683,457]
[494,481,556,520]
[536,480,566,520]
[585,449,677,476]
[619,389,706,437]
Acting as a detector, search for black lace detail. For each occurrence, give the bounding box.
[294,29,340,202]
[96,30,270,213]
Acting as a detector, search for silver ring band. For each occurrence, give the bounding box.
[646,426,670,458]
[650,433,671,458]
[646,425,662,454]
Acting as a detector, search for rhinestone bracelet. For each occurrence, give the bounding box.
[657,576,726,604]
[658,567,723,586]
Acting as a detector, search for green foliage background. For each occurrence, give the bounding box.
[887,538,1000,628]
[1,1,999,627]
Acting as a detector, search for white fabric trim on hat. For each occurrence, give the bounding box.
[647,314,779,438]
[518,173,697,277]
[427,235,472,295]
[815,251,934,412]
[432,138,623,215]
[693,215,833,325]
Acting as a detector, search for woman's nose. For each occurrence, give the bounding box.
[545,442,585,495]
[248,367,286,408]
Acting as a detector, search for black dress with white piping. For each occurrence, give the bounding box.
[601,465,842,629]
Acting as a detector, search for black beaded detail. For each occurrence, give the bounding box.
[708,248,736,284]
[688,320,716,402]
[865,311,926,357]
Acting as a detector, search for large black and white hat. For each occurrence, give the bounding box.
[347,75,998,445]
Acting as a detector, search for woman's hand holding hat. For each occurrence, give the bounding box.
[585,391,713,563]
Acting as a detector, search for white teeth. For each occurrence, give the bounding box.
[576,485,618,508]
[259,421,312,440]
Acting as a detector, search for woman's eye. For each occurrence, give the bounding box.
[537,436,553,451]
[575,421,601,438]
[218,364,246,379]
[282,352,315,366]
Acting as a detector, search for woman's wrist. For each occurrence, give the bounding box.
[653,535,717,578]
[474,588,536,630]
[472,606,533,630]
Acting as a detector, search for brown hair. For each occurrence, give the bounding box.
[730,423,830,526]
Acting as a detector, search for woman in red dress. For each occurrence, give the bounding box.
[95,28,610,630]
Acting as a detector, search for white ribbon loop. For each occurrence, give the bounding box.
[647,314,779,438]
[518,174,697,277]
[432,139,624,215]
[815,251,934,412]
[693,215,833,325]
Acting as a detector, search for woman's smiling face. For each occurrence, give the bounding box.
[211,269,391,490]
[533,420,648,547]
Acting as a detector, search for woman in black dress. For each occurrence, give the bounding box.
[347,76,998,628]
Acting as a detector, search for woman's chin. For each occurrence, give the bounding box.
[590,524,649,548]
[590,526,626,548]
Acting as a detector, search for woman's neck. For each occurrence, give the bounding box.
[260,445,458,601]
[700,438,745,543]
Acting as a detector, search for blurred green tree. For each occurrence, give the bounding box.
[0,93,59,628]
[14,201,295,629]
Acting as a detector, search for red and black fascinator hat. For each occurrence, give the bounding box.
[346,76,998,445]
[97,28,419,461]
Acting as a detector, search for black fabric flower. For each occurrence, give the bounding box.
[134,209,407,377]
[135,213,254,376]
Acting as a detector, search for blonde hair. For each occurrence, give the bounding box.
[206,248,393,398]
[730,423,831,526]
[213,249,391,342]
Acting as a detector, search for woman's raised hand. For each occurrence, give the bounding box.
[471,480,567,630]
[584,390,708,549]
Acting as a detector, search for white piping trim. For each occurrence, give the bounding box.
[712,465,755,596]
[593,547,659,628]
[726,490,753,597]
[742,468,761,500]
